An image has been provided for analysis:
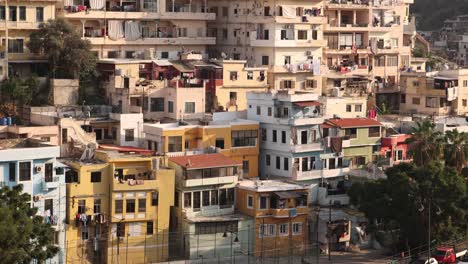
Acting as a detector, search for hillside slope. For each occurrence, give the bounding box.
[411,0,468,30]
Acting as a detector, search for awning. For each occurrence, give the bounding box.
[153,60,172,66]
[294,101,321,107]
[274,191,301,199]
[434,76,458,81]
[171,62,194,73]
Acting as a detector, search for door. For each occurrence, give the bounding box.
[301,131,308,144]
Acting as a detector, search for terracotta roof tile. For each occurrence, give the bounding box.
[169,153,241,169]
[326,118,382,128]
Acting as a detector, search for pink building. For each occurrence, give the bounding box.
[380,134,412,165]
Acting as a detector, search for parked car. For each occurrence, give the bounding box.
[458,254,468,264]
[434,247,468,264]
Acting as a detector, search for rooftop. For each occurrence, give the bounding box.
[169,153,241,169]
[237,179,308,193]
[0,138,54,150]
[325,118,382,128]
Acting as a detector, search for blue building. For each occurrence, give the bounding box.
[0,138,67,263]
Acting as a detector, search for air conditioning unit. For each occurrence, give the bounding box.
[35,166,42,173]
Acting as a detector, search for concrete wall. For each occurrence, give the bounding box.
[52,79,80,106]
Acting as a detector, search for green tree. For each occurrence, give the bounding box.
[406,120,444,166]
[348,162,468,249]
[0,185,59,263]
[27,18,97,80]
[1,76,41,106]
[444,129,468,173]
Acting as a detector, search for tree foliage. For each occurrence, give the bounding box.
[0,185,59,263]
[411,0,468,30]
[27,18,97,80]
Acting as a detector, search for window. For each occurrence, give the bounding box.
[231,130,257,147]
[229,92,237,100]
[78,200,86,214]
[262,56,269,65]
[151,192,158,206]
[346,105,352,112]
[210,190,218,205]
[401,94,406,104]
[283,157,289,171]
[9,6,16,21]
[298,30,307,40]
[261,128,267,141]
[281,131,286,143]
[375,56,385,67]
[0,7,5,20]
[115,200,123,214]
[266,154,271,166]
[184,102,195,113]
[259,224,276,237]
[150,97,164,112]
[6,39,24,53]
[117,222,125,237]
[161,51,169,59]
[91,171,101,183]
[279,223,289,236]
[126,199,135,213]
[283,80,293,89]
[94,199,101,214]
[44,198,53,216]
[242,160,249,175]
[222,29,228,39]
[138,198,146,212]
[81,227,89,240]
[306,79,317,89]
[19,6,25,21]
[44,163,53,182]
[369,127,380,137]
[412,97,420,105]
[463,99,467,107]
[256,106,261,115]
[168,101,174,113]
[147,221,154,235]
[202,190,210,206]
[19,162,31,181]
[215,138,225,149]
[247,195,254,208]
[193,191,201,211]
[184,192,191,208]
[272,130,277,142]
[276,156,281,169]
[125,129,134,142]
[426,97,438,108]
[230,71,238,81]
[36,7,44,22]
[344,128,357,139]
[259,196,268,209]
[284,56,291,65]
[247,71,253,80]
[464,80,468,87]
[222,6,228,16]
[292,223,303,235]
[8,163,15,181]
[168,136,182,152]
[355,105,362,112]
[267,107,272,116]
[387,56,398,67]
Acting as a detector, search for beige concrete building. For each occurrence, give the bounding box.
[0,0,58,79]
[62,0,216,60]
[207,0,326,93]
[399,69,468,116]
[211,59,269,112]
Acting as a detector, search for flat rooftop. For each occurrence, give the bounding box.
[237,179,308,192]
[0,138,53,150]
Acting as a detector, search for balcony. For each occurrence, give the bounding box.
[113,173,158,191]
[182,175,238,187]
[167,79,204,89]
[326,0,371,9]
[324,23,370,32]
[249,31,326,47]
[0,21,42,30]
[64,10,215,21]
[290,142,323,153]
[42,177,61,191]
[293,167,350,181]
[269,207,309,217]
[289,115,325,126]
[85,36,216,46]
[274,15,326,24]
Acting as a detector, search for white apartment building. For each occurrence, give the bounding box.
[62,0,216,59]
[207,0,326,93]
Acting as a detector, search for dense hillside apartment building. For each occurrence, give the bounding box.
[62,0,216,60]
[0,0,57,79]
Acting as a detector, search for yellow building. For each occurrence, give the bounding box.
[64,149,175,264]
[144,115,260,178]
[0,0,57,79]
[400,69,468,116]
[211,59,269,112]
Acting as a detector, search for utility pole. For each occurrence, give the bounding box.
[427,200,431,264]
[125,232,129,264]
[247,225,250,264]
[5,0,8,80]
[328,200,332,261]
[316,209,320,264]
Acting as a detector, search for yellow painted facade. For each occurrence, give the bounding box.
[212,60,269,112]
[152,121,260,178]
[64,151,175,264]
[0,0,57,78]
